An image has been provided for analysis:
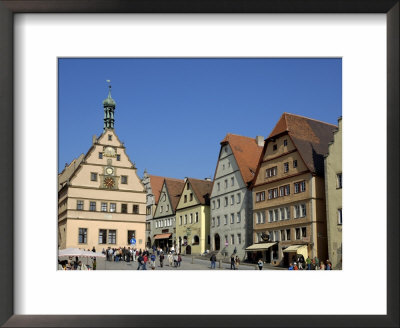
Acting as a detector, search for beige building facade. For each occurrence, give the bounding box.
[58,89,146,251]
[324,117,342,269]
[250,113,337,266]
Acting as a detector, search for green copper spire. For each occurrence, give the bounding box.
[103,81,116,130]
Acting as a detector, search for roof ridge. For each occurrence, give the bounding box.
[283,112,338,127]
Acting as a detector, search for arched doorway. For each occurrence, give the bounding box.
[214,234,220,251]
[186,245,191,255]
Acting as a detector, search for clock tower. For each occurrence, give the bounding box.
[103,83,116,130]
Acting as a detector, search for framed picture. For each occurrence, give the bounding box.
[0,0,398,327]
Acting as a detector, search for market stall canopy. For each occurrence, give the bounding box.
[154,233,172,240]
[58,248,105,258]
[245,242,276,251]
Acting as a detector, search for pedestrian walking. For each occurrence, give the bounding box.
[306,256,312,270]
[230,254,236,270]
[143,254,148,270]
[210,254,217,269]
[160,253,165,268]
[177,254,182,267]
[235,256,240,269]
[314,257,319,270]
[150,253,156,270]
[257,259,263,270]
[137,254,144,270]
[298,256,304,270]
[168,252,173,267]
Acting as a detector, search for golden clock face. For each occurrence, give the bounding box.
[104,146,116,157]
[106,167,113,175]
[104,177,115,189]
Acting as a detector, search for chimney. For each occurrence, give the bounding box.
[92,135,97,145]
[256,136,264,147]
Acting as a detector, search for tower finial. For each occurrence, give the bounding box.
[103,80,116,131]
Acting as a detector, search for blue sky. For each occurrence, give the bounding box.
[58,58,341,179]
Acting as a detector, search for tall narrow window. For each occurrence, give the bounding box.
[89,201,96,211]
[98,152,103,159]
[230,213,235,224]
[101,202,107,212]
[121,204,127,213]
[108,230,116,244]
[121,175,128,184]
[98,229,107,244]
[231,177,234,186]
[78,228,87,244]
[109,203,116,213]
[116,154,120,161]
[293,160,297,168]
[237,193,241,203]
[338,208,343,225]
[90,172,98,181]
[133,205,139,214]
[77,200,84,210]
[337,173,343,189]
[284,162,289,173]
[195,212,199,223]
[237,212,241,223]
[286,229,291,240]
[301,204,307,217]
[301,227,307,238]
[224,215,228,225]
[237,234,242,244]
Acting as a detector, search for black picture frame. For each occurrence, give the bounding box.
[0,1,398,327]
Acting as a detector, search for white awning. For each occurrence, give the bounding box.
[282,245,307,253]
[245,242,276,251]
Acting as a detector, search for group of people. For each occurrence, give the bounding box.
[58,257,95,270]
[288,256,332,270]
[135,251,183,270]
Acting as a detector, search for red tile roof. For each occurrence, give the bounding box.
[220,134,264,185]
[267,113,337,175]
[187,178,213,205]
[164,179,185,211]
[149,175,183,204]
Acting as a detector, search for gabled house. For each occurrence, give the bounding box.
[175,178,213,255]
[250,113,337,266]
[152,178,185,251]
[58,87,146,251]
[141,173,166,248]
[209,134,264,260]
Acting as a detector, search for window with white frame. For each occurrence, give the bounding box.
[224,179,228,189]
[184,215,187,224]
[237,193,241,203]
[224,215,228,225]
[269,210,273,222]
[256,191,265,202]
[230,213,235,224]
[285,207,290,219]
[110,203,116,213]
[266,166,277,177]
[301,204,307,217]
[295,228,301,239]
[237,212,241,223]
[231,177,234,186]
[237,233,242,244]
[231,195,234,205]
[101,202,107,212]
[274,209,279,222]
[224,197,228,207]
[280,208,285,220]
[284,162,289,173]
[279,186,285,197]
[77,200,84,210]
[108,230,116,244]
[337,173,343,189]
[338,208,342,225]
[300,181,306,192]
[294,205,300,218]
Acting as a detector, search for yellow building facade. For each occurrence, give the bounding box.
[175,178,213,255]
[58,88,146,251]
[324,117,342,269]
